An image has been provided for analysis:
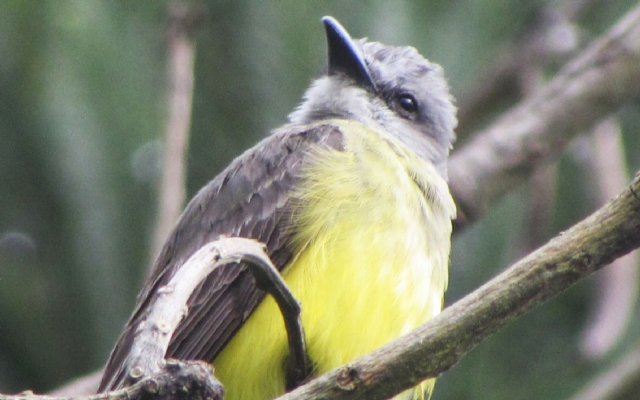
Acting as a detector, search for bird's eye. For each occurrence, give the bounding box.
[398,94,418,114]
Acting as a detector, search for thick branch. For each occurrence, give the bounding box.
[26,238,305,400]
[449,3,640,229]
[110,237,306,391]
[122,240,234,386]
[39,3,640,399]
[8,361,222,400]
[276,173,640,400]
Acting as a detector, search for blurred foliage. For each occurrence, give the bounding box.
[1,0,640,398]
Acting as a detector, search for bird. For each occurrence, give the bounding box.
[99,16,457,400]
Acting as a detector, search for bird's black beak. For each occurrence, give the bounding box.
[322,16,377,93]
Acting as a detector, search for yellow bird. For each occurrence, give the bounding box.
[99,16,457,400]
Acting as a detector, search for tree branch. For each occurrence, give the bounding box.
[151,2,205,261]
[275,172,640,400]
[40,3,640,399]
[50,4,207,394]
[104,236,306,392]
[449,2,640,229]
[20,173,640,400]
[456,0,587,135]
[8,361,222,400]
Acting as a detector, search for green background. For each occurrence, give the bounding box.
[1,1,640,399]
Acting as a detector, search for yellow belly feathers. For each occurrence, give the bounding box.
[213,120,456,400]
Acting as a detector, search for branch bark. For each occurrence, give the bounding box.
[18,174,640,400]
[449,2,640,229]
[103,237,302,391]
[41,2,640,399]
[9,361,222,400]
[274,172,640,400]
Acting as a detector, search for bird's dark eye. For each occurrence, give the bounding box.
[398,94,418,114]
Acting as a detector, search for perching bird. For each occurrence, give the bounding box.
[99,16,457,400]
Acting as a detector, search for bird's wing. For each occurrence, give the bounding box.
[99,123,344,392]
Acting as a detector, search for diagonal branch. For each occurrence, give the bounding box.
[449,3,640,229]
[44,2,640,398]
[274,172,640,400]
[16,174,640,400]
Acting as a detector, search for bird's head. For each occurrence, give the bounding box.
[288,17,457,179]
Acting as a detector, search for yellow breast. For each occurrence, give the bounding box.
[213,120,455,400]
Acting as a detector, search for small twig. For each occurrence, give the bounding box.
[117,237,307,390]
[449,3,640,229]
[151,2,205,262]
[123,240,228,386]
[275,172,640,400]
[53,236,307,398]
[48,8,208,392]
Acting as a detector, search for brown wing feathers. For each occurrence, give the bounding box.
[98,124,344,392]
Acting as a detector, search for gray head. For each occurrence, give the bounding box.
[288,17,457,179]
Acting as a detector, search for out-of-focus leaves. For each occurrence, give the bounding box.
[1,1,639,399]
[0,0,164,390]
